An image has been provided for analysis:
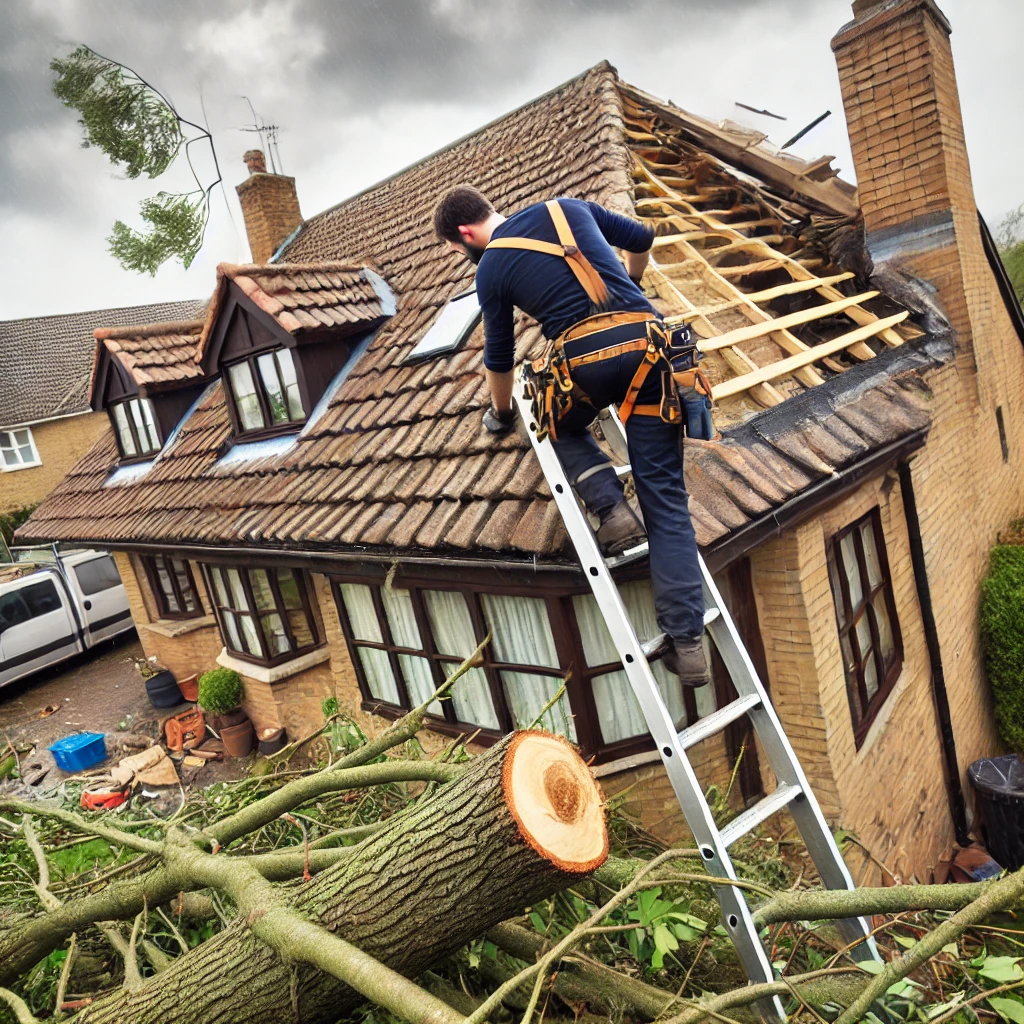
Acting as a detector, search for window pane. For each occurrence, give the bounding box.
[138,399,160,452]
[211,568,230,608]
[861,521,883,589]
[855,613,873,666]
[262,612,291,656]
[0,431,9,448]
[501,671,576,740]
[424,590,498,729]
[827,553,847,628]
[339,583,382,642]
[229,362,264,430]
[276,349,304,421]
[277,569,303,609]
[173,562,197,612]
[840,634,856,677]
[221,610,243,651]
[226,569,250,611]
[74,556,122,595]
[840,533,863,609]
[864,649,880,701]
[380,587,422,649]
[14,429,35,463]
[1,448,17,467]
[359,648,400,704]
[399,654,443,715]
[574,587,688,734]
[873,598,895,662]
[250,569,275,611]
[157,564,181,612]
[113,404,137,456]
[481,594,559,669]
[287,609,314,649]
[257,352,290,424]
[237,612,262,656]
[129,400,149,450]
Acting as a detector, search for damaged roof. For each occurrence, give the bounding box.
[0,299,206,428]
[20,62,948,566]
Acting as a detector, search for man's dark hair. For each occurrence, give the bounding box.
[433,185,495,243]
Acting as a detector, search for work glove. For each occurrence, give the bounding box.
[483,405,515,435]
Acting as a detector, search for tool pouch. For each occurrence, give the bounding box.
[522,345,574,442]
[665,323,716,440]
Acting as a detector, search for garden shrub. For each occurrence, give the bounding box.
[980,543,1024,753]
[197,668,243,715]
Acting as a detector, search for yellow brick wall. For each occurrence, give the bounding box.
[832,0,1024,872]
[235,173,303,265]
[1,412,108,514]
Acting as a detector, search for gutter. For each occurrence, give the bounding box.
[0,408,94,431]
[897,458,970,845]
[702,426,930,575]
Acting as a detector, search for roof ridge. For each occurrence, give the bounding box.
[95,319,206,341]
[281,60,619,257]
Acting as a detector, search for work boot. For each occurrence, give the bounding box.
[664,638,711,688]
[595,501,646,556]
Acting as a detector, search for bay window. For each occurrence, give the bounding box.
[204,565,320,665]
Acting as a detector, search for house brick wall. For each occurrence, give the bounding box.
[833,0,1024,848]
[236,171,303,265]
[1,413,108,515]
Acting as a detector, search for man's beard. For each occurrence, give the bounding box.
[462,243,487,265]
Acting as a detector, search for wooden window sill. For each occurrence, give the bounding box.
[140,614,217,639]
[216,645,331,684]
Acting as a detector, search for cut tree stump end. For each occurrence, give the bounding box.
[503,730,608,874]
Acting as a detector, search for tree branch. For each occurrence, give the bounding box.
[0,988,39,1024]
[1,798,162,855]
[54,933,77,1019]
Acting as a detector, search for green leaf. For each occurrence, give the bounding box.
[990,997,1024,1024]
[467,952,480,969]
[894,935,918,949]
[653,924,679,956]
[858,961,885,975]
[671,922,702,942]
[108,191,207,275]
[941,943,959,957]
[979,957,1023,983]
[528,912,546,933]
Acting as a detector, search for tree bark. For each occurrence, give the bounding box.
[70,732,606,1024]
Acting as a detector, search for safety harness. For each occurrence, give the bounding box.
[486,200,712,440]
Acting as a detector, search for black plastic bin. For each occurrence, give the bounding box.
[968,755,1024,870]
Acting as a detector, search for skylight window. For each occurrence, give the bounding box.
[406,288,480,362]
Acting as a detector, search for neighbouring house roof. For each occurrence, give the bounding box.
[0,300,206,428]
[19,62,952,567]
[94,320,206,393]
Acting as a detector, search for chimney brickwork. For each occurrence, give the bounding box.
[235,150,303,265]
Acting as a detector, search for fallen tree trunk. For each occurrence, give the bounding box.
[69,732,607,1024]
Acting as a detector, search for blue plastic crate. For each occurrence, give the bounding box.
[48,733,107,773]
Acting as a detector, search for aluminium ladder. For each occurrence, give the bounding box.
[512,380,880,1019]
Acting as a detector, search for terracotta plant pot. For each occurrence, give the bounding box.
[213,708,247,730]
[178,674,199,703]
[220,720,254,758]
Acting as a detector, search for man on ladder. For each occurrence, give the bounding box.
[433,185,712,688]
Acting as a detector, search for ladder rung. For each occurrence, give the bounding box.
[719,782,802,848]
[677,693,760,750]
[641,632,669,659]
[704,607,721,626]
[605,541,649,568]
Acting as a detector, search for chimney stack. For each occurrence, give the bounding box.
[831,0,985,344]
[235,149,303,264]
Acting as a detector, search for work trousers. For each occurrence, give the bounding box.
[550,318,706,642]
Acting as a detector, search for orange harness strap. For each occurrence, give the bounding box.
[617,341,661,423]
[485,200,610,307]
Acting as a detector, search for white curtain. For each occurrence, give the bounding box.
[339,583,400,704]
[423,590,499,730]
[381,586,443,715]
[573,580,708,744]
[480,593,575,740]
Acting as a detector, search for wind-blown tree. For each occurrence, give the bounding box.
[997,203,1024,303]
[50,46,221,275]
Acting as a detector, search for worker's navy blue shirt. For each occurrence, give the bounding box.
[475,198,657,373]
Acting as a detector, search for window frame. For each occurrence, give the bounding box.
[202,564,321,667]
[141,555,204,621]
[329,569,712,762]
[0,427,41,471]
[827,508,904,746]
[223,347,306,440]
[109,397,162,462]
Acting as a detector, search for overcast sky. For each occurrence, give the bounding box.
[0,0,1019,320]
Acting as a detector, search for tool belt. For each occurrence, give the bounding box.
[521,311,712,441]
[491,200,713,441]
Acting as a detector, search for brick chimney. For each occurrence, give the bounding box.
[831,0,986,347]
[235,149,303,264]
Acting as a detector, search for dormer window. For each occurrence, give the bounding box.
[198,262,395,442]
[227,348,305,433]
[111,397,161,458]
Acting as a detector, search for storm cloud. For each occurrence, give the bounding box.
[1,0,1020,319]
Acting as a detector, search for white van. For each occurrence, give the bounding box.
[0,550,134,688]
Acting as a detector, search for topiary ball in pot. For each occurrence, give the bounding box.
[198,668,244,725]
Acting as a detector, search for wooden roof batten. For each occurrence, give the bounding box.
[619,90,918,415]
